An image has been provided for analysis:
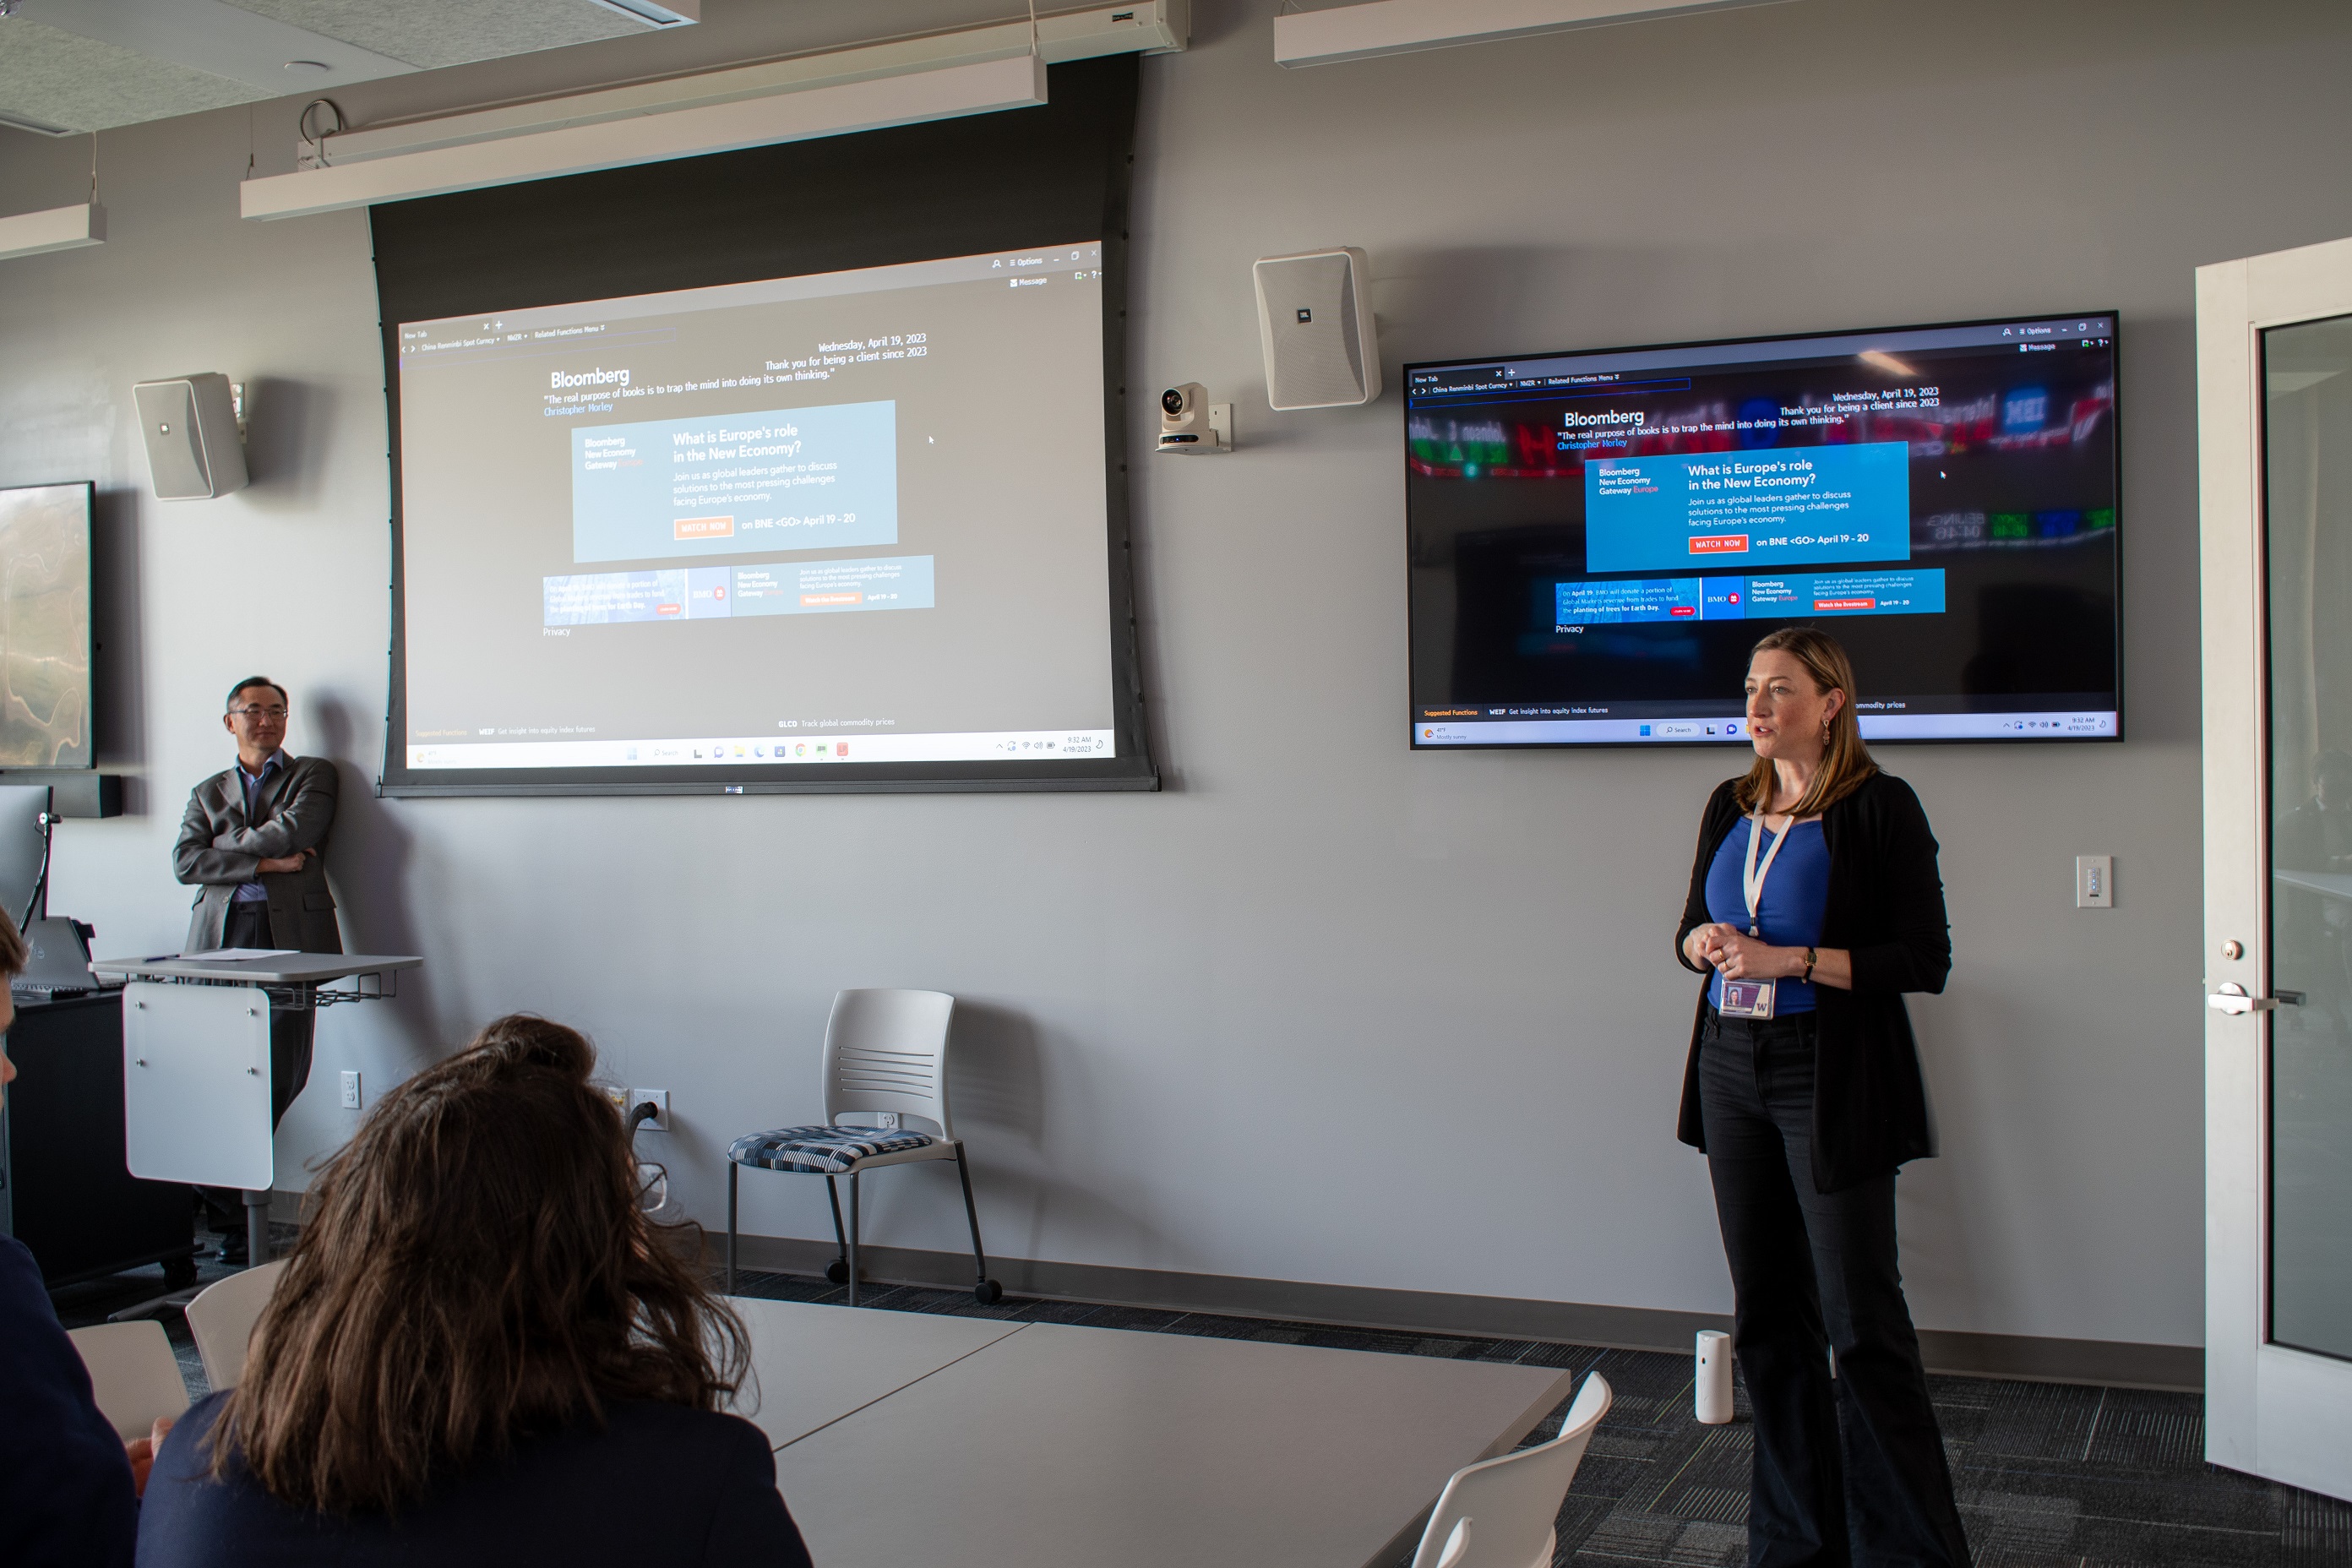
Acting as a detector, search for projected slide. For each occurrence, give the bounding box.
[571,401,899,562]
[393,243,1119,777]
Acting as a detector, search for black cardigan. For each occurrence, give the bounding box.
[1674,769,1951,1191]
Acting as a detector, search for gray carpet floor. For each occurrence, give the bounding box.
[728,1270,2352,1567]
[55,1250,2352,1565]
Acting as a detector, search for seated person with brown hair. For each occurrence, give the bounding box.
[137,1015,813,1567]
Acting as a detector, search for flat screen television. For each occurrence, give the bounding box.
[0,482,94,769]
[1404,313,2121,747]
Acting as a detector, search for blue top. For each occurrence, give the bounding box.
[232,749,287,903]
[139,1391,811,1568]
[0,1235,139,1568]
[1703,815,1831,1013]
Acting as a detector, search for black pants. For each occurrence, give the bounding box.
[199,903,317,1231]
[1699,1009,1970,1568]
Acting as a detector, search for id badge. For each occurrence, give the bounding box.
[1719,977,1778,1020]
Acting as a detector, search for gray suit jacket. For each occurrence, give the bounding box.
[174,754,343,955]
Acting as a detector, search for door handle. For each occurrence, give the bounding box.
[2208,982,2283,1015]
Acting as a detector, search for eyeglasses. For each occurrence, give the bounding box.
[227,705,289,721]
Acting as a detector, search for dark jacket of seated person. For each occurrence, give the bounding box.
[1,927,164,1568]
[1,1233,139,1568]
[135,1014,812,1568]
[141,1391,796,1566]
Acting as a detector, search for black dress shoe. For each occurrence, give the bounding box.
[215,1233,248,1266]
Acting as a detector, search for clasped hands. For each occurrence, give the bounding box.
[1685,922,1802,980]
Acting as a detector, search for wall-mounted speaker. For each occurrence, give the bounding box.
[132,373,247,500]
[1252,247,1379,411]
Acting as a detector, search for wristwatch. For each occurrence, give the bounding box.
[1802,946,1817,983]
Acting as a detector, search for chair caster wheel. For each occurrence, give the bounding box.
[975,1279,1003,1305]
[162,1256,199,1290]
[825,1258,850,1285]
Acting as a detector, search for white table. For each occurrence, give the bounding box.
[728,1297,1023,1449]
[743,1304,1576,1568]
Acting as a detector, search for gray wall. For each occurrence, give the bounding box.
[5,0,2348,1350]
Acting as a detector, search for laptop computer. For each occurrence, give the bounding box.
[14,917,108,998]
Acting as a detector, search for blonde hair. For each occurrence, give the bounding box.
[1734,626,1877,818]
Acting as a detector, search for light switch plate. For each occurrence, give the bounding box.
[2077,855,2113,908]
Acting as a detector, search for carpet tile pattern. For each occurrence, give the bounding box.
[729,1270,2352,1566]
[48,1251,2352,1565]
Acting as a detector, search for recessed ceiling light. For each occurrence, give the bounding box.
[285,59,331,74]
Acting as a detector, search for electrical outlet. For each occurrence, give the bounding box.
[2077,854,2113,908]
[340,1070,362,1109]
[630,1089,670,1131]
[600,1083,629,1115]
[876,1112,899,1130]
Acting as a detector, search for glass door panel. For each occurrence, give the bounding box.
[2265,312,2352,1360]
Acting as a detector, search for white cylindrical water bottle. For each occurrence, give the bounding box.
[1696,1330,1734,1424]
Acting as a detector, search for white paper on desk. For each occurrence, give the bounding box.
[179,947,299,961]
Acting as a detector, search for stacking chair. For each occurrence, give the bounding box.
[1407,1373,1613,1568]
[184,1259,286,1392]
[726,988,1000,1307]
[66,1320,191,1441]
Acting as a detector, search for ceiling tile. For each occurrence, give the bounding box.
[220,0,645,72]
[0,19,265,135]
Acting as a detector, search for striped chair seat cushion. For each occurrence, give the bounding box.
[728,1124,937,1174]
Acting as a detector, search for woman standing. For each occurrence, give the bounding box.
[1675,627,1970,1567]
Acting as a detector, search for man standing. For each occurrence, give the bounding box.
[172,677,340,1259]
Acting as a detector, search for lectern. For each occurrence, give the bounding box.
[88,952,422,1264]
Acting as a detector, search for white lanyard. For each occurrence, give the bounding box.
[1740,806,1792,938]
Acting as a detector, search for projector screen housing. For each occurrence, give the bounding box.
[1406,313,2123,748]
[373,57,1152,797]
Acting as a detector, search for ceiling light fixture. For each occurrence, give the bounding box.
[1273,0,1795,68]
[0,110,75,137]
[585,0,700,25]
[0,204,107,263]
[241,0,1186,220]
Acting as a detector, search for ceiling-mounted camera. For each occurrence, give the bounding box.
[1156,382,1232,455]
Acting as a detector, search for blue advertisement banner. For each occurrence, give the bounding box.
[569,400,898,564]
[545,556,935,625]
[1584,440,1911,574]
[1553,569,1945,627]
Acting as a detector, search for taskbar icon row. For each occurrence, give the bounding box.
[1413,710,2117,746]
[406,728,1117,770]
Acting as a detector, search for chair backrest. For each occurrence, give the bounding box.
[66,1320,191,1441]
[821,988,956,1139]
[1408,1373,1612,1568]
[185,1258,287,1392]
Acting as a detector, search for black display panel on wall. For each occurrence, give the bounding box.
[371,57,1153,796]
[1405,313,2122,748]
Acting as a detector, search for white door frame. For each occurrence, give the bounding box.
[2198,231,2352,1502]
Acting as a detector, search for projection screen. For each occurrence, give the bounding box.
[372,57,1151,795]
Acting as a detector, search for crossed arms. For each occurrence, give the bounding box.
[172,764,338,887]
